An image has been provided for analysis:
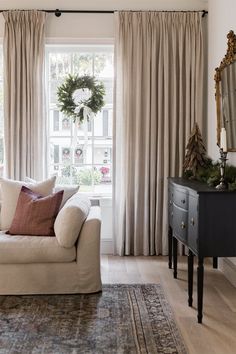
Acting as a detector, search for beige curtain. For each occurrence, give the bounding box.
[3,10,47,180]
[114,11,204,256]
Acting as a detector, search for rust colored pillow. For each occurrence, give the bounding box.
[7,186,64,236]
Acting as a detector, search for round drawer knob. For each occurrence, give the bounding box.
[181,199,186,204]
[181,221,186,229]
[191,218,195,226]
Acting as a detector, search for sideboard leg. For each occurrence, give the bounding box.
[188,249,194,307]
[168,226,173,269]
[213,257,218,269]
[173,237,178,279]
[197,257,204,323]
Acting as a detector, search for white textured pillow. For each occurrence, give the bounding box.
[0,176,56,230]
[54,194,91,248]
[54,185,79,209]
[25,178,80,210]
[24,177,36,183]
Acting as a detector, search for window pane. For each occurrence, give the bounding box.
[53,110,60,131]
[77,166,101,186]
[93,112,103,137]
[73,53,93,76]
[94,52,113,78]
[50,138,72,164]
[75,140,93,165]
[49,110,72,136]
[102,79,113,104]
[74,147,83,164]
[61,116,71,131]
[49,81,58,105]
[49,53,71,80]
[94,147,112,164]
[50,164,78,185]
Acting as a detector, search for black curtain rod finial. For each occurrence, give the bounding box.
[55,9,61,17]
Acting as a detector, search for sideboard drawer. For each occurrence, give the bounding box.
[173,204,188,243]
[173,188,188,210]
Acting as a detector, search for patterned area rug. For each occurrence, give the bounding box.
[0,284,186,354]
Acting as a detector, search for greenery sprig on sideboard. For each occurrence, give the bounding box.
[183,158,236,191]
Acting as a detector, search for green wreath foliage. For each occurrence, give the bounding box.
[183,157,236,191]
[57,74,105,123]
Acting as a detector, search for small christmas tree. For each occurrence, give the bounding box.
[183,122,208,177]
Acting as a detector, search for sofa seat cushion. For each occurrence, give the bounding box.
[0,232,76,264]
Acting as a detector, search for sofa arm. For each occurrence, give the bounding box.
[54,193,91,248]
[76,206,102,292]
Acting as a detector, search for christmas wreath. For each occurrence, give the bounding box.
[57,74,105,123]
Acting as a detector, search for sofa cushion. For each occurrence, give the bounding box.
[54,194,91,248]
[54,185,79,209]
[0,176,56,230]
[0,231,76,264]
[25,177,80,210]
[7,186,63,236]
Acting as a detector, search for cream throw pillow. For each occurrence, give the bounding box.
[54,194,91,248]
[54,185,79,209]
[0,176,56,230]
[25,178,79,210]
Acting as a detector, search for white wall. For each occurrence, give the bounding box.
[208,0,236,277]
[0,0,207,12]
[0,0,207,38]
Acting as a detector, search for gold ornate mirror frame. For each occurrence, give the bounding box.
[215,30,236,150]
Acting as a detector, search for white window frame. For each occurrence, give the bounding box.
[45,39,114,198]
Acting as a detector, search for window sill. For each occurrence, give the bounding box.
[77,191,112,207]
[79,191,112,199]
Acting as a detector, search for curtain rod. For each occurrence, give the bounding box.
[0,9,208,17]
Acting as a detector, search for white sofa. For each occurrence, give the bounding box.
[0,195,102,295]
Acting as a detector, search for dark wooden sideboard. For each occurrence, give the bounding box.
[168,177,236,323]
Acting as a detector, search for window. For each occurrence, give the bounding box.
[46,45,113,195]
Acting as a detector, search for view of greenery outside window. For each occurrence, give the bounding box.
[46,45,113,195]
[0,48,3,177]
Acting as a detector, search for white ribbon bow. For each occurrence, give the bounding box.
[72,88,93,122]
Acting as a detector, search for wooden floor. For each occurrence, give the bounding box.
[101,255,236,354]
